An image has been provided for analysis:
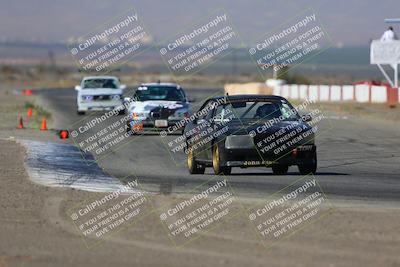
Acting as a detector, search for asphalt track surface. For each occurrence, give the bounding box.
[39,88,400,203]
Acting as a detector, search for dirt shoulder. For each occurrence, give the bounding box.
[308,101,400,122]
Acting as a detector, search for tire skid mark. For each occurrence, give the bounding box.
[18,139,141,194]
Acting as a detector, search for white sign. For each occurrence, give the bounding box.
[370,40,400,64]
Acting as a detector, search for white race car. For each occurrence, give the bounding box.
[125,82,191,134]
[75,76,126,115]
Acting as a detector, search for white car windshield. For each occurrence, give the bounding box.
[134,86,185,102]
[83,79,118,89]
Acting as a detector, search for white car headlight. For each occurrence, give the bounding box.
[112,94,121,100]
[82,95,93,101]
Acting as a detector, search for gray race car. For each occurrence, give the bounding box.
[125,83,191,134]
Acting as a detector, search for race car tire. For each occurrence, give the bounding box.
[272,165,289,175]
[187,146,205,174]
[212,143,231,175]
[126,123,136,136]
[298,154,317,175]
[127,129,136,136]
[77,110,85,115]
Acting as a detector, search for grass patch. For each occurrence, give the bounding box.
[23,101,52,129]
[24,101,52,120]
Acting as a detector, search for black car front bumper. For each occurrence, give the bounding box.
[221,136,316,167]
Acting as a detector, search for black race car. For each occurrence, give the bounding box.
[184,95,317,175]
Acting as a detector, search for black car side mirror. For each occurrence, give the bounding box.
[301,113,313,122]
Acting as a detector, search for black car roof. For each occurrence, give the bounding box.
[209,94,288,102]
[139,83,180,89]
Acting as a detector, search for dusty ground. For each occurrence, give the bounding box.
[309,101,400,122]
[1,70,263,91]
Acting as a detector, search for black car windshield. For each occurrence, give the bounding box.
[83,79,118,89]
[214,100,299,122]
[134,86,185,102]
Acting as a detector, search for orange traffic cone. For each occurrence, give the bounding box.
[27,107,33,118]
[18,117,24,129]
[40,117,47,131]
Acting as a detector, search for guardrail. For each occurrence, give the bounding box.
[272,84,398,106]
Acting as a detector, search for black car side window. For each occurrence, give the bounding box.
[205,101,216,121]
[197,100,214,120]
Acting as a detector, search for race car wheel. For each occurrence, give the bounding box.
[272,165,289,175]
[77,110,85,115]
[212,143,231,175]
[126,128,136,136]
[298,154,317,175]
[126,123,135,136]
[187,146,205,174]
